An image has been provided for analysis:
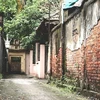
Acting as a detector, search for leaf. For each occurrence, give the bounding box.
[4,0,60,48]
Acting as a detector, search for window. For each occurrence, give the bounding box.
[68,7,76,15]
[38,44,40,61]
[55,32,60,55]
[33,44,35,64]
[11,57,21,62]
[72,29,79,48]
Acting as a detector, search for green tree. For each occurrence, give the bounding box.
[0,0,17,19]
[4,0,49,48]
[3,0,60,48]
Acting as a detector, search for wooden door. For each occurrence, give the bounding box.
[10,57,21,73]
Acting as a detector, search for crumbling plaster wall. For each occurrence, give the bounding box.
[66,0,100,51]
[50,0,100,91]
[65,0,100,91]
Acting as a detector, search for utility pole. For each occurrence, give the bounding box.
[61,3,66,80]
[47,0,52,83]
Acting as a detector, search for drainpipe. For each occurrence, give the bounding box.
[49,0,52,80]
[81,9,88,90]
[47,0,52,83]
[61,3,66,80]
[61,24,66,80]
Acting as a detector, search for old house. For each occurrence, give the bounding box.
[31,15,59,78]
[49,0,100,94]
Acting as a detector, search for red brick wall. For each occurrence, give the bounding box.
[85,21,100,92]
[66,48,82,79]
[66,21,100,92]
[51,21,100,92]
[51,48,62,78]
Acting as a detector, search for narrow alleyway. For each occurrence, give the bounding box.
[0,74,88,100]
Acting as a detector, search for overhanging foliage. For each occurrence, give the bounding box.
[3,0,60,48]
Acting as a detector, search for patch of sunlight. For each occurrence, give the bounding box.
[12,79,32,85]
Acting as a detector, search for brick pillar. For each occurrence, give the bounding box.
[25,53,30,75]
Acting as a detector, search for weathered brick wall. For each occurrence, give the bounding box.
[51,27,62,78]
[66,21,100,92]
[64,0,100,92]
[66,48,82,79]
[85,21,100,92]
[50,0,100,92]
[51,48,62,78]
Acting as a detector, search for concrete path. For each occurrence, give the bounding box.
[0,74,88,100]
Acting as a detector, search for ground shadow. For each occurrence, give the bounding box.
[3,73,29,79]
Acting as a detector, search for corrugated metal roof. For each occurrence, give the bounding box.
[63,0,84,9]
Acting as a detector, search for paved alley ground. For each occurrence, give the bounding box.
[0,74,91,100]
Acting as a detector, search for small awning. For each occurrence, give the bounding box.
[63,0,84,10]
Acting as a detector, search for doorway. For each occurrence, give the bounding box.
[10,57,21,73]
